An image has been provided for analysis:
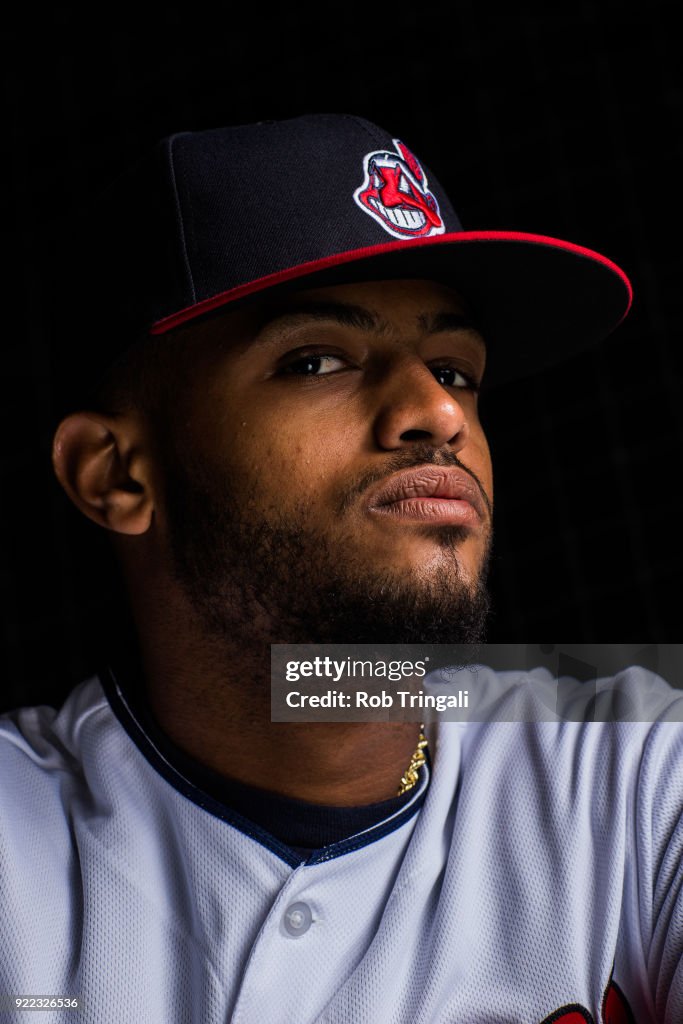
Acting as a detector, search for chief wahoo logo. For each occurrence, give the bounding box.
[354,139,445,239]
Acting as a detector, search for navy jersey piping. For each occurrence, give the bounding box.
[100,665,429,867]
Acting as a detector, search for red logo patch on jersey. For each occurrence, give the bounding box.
[353,139,445,239]
[602,980,636,1024]
[540,978,636,1024]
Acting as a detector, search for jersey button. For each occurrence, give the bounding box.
[283,901,313,936]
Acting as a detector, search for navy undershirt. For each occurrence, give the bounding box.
[108,654,424,860]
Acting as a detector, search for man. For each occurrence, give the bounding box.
[1,115,680,1022]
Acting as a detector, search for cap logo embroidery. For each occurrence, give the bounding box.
[354,139,445,239]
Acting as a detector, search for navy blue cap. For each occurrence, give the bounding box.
[51,113,632,401]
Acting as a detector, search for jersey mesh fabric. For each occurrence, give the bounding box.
[635,718,683,1019]
[1,666,683,1022]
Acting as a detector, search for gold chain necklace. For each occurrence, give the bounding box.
[397,725,428,795]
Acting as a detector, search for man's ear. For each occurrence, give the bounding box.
[51,411,155,535]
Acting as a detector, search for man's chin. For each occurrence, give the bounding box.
[292,579,492,645]
[179,550,491,646]
[256,548,492,645]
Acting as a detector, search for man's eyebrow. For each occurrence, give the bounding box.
[251,299,484,346]
[256,300,387,335]
[417,311,482,337]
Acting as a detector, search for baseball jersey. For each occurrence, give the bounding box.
[1,664,683,1022]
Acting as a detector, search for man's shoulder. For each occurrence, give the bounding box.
[436,661,683,726]
[433,662,683,796]
[0,676,109,800]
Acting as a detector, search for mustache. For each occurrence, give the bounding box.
[336,445,493,520]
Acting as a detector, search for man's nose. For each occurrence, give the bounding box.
[372,358,471,452]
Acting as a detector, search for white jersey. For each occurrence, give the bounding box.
[1,665,683,1023]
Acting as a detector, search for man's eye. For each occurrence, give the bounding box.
[282,354,347,376]
[431,366,479,390]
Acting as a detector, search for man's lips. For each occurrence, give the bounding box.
[365,466,488,526]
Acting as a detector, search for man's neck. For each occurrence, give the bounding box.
[126,607,422,807]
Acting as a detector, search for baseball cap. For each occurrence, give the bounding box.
[49,113,632,408]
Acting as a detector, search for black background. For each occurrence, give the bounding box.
[1,2,681,712]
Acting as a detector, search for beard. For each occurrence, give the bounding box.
[160,438,492,647]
